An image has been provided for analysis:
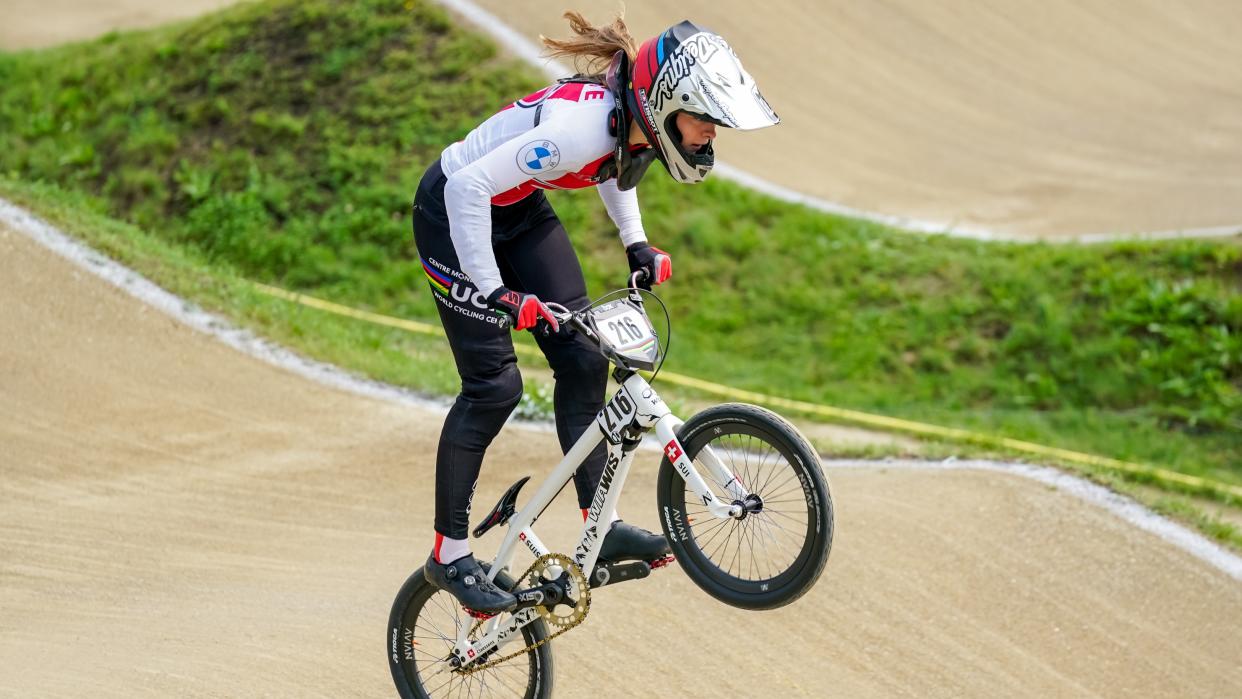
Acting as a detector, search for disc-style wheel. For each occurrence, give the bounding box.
[656,403,833,610]
[388,566,553,698]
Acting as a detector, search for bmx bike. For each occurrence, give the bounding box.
[389,279,834,698]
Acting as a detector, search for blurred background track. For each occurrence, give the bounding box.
[0,0,238,50]
[465,0,1242,240]
[6,0,1240,238]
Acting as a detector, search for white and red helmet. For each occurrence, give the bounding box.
[626,21,780,183]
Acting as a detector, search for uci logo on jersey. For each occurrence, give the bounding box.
[517,140,561,175]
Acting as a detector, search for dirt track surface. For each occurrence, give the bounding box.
[471,0,1242,239]
[4,225,1242,697]
[0,0,238,50]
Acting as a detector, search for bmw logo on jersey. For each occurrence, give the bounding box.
[517,140,561,176]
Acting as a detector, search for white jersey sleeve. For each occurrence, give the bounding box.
[443,109,613,298]
[597,178,646,249]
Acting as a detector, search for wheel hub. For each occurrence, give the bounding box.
[730,493,764,519]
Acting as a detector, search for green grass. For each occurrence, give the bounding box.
[1,0,1238,485]
[1148,497,1239,546]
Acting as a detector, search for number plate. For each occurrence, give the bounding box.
[596,387,638,444]
[590,300,660,370]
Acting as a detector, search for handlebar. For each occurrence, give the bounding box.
[542,271,649,345]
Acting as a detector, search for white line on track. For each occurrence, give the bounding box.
[437,0,1242,244]
[3,197,1239,581]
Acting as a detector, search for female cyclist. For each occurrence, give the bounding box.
[412,11,780,613]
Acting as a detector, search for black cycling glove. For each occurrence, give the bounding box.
[625,242,672,290]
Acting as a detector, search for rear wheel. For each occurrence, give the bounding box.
[656,403,833,610]
[387,566,553,698]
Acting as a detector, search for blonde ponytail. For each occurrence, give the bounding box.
[540,9,638,77]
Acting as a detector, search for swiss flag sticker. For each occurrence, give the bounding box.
[665,440,683,462]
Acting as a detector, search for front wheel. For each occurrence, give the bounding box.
[656,403,833,610]
[388,565,554,698]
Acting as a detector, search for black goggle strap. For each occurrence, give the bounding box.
[603,50,656,190]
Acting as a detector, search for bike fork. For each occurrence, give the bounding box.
[654,415,750,517]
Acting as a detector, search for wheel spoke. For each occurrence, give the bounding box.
[761,472,802,500]
[764,507,807,525]
[753,444,784,494]
[703,517,734,563]
[694,522,733,554]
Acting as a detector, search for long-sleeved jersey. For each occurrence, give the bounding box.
[439,81,646,297]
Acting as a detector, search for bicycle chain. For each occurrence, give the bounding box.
[455,553,590,676]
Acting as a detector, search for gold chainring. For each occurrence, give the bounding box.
[455,553,591,676]
[525,552,590,632]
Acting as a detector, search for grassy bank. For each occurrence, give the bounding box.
[1,0,1238,483]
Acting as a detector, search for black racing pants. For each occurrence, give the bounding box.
[412,159,609,539]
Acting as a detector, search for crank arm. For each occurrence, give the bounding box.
[588,560,651,588]
[509,580,566,610]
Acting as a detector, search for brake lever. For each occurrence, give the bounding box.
[537,303,576,338]
[627,271,647,303]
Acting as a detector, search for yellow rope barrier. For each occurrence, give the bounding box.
[652,373,1241,498]
[251,282,1242,500]
[251,282,546,358]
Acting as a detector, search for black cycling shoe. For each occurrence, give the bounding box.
[423,553,517,614]
[597,520,671,563]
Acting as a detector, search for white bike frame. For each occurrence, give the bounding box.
[450,369,751,666]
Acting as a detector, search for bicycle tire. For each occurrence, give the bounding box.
[656,403,833,610]
[387,565,554,699]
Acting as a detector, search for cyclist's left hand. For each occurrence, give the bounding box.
[626,242,672,290]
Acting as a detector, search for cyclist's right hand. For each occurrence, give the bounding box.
[486,287,560,333]
[625,242,672,290]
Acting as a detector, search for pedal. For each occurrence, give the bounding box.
[589,560,651,588]
[463,607,495,620]
[649,554,676,570]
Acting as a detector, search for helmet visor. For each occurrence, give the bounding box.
[691,43,781,130]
